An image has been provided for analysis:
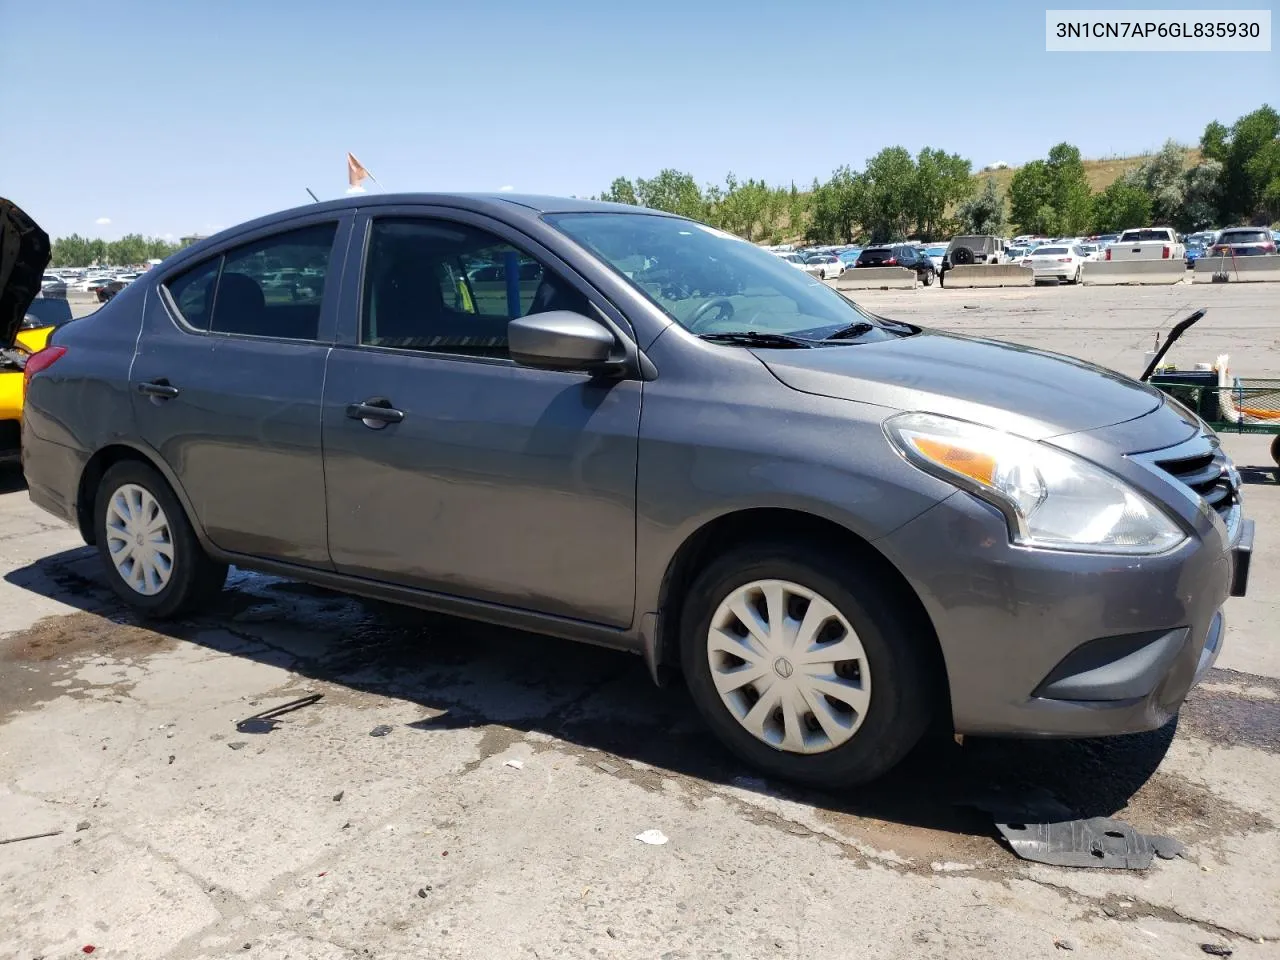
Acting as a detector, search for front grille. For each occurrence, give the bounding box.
[1155,444,1237,518]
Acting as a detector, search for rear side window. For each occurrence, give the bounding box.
[212,224,337,340]
[1119,229,1172,242]
[165,257,221,331]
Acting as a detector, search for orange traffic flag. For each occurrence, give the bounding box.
[347,152,371,189]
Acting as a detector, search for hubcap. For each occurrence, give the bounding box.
[707,579,871,755]
[104,483,174,596]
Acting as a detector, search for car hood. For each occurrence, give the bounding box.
[756,328,1164,441]
[0,198,51,348]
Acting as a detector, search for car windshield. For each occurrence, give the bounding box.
[547,212,888,338]
[924,247,945,256]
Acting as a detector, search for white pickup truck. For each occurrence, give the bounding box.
[1104,227,1185,262]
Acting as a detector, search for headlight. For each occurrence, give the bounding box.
[885,413,1186,555]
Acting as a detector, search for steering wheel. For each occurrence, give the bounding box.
[686,297,735,332]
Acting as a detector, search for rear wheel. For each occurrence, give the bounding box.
[922,270,934,286]
[1271,435,1280,469]
[94,461,227,618]
[680,543,935,787]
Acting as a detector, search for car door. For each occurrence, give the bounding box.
[321,208,642,627]
[131,214,351,566]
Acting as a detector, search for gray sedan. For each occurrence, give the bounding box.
[15,194,1251,786]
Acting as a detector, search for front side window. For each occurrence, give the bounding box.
[548,212,887,338]
[210,223,337,340]
[361,218,590,358]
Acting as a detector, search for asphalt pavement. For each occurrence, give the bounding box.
[2,282,1278,959]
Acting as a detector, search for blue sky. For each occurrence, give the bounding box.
[2,0,1275,239]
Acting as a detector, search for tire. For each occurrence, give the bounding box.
[1073,267,1082,284]
[922,270,934,286]
[680,542,935,787]
[94,461,228,618]
[1271,434,1280,469]
[951,245,975,266]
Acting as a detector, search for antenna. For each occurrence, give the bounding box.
[305,188,320,203]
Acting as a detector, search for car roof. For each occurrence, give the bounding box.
[174,193,676,262]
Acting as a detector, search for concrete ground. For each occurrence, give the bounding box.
[2,283,1278,959]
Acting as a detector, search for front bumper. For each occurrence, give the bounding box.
[877,482,1242,739]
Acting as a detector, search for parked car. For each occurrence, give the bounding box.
[97,278,130,302]
[803,253,845,280]
[1185,243,1207,268]
[1075,243,1101,261]
[922,245,946,273]
[1105,227,1185,261]
[855,244,935,285]
[17,193,1253,787]
[1209,227,1277,257]
[1020,244,1089,283]
[943,235,1004,269]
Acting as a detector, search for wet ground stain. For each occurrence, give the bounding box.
[2,554,1277,870]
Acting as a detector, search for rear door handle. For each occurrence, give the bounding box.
[137,379,180,399]
[346,397,404,428]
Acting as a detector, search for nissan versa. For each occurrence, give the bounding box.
[12,194,1253,786]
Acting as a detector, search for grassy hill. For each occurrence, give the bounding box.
[976,149,1203,195]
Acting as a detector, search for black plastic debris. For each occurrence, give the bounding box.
[236,694,323,734]
[962,786,1184,870]
[994,818,1184,870]
[369,725,393,738]
[1201,945,1233,957]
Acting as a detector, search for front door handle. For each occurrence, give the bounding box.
[346,397,404,428]
[137,379,180,399]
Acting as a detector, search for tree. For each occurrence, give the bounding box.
[146,237,181,261]
[598,177,638,205]
[911,148,973,240]
[862,146,916,242]
[1045,142,1092,234]
[1008,160,1054,233]
[1216,105,1280,222]
[50,234,93,267]
[635,169,705,219]
[1008,144,1093,234]
[106,234,149,266]
[1179,160,1224,230]
[804,166,865,244]
[1245,137,1280,222]
[956,176,1006,235]
[1091,178,1152,233]
[1132,139,1188,224]
[1200,120,1230,163]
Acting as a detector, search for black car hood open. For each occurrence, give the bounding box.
[757,328,1165,441]
[0,198,52,348]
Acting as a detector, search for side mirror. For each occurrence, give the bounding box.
[508,310,617,372]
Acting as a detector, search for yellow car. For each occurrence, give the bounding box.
[1,323,58,417]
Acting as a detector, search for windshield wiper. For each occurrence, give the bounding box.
[823,322,875,341]
[698,331,815,349]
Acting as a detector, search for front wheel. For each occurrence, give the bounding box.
[680,543,935,787]
[922,270,934,286]
[94,461,228,618]
[1271,434,1280,469]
